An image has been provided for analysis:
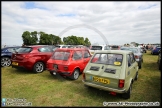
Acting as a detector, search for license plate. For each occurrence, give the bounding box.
[12,62,18,66]
[93,76,110,84]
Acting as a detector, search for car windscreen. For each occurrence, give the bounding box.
[51,51,70,60]
[16,47,32,53]
[91,53,123,66]
[90,46,102,50]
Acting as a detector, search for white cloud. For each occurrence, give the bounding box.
[1,1,161,46]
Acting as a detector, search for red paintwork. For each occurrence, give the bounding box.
[46,48,91,77]
[11,45,53,71]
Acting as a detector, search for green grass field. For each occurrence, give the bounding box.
[1,51,161,107]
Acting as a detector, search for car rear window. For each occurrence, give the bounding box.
[90,46,102,50]
[51,51,70,60]
[16,47,32,53]
[91,53,123,66]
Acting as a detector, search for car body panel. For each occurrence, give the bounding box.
[82,50,138,95]
[11,45,54,72]
[46,48,91,78]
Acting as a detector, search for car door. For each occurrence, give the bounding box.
[83,50,91,68]
[38,46,53,62]
[125,53,137,82]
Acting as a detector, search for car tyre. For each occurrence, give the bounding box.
[33,62,44,73]
[135,72,138,81]
[70,69,80,80]
[139,62,142,69]
[1,57,11,67]
[122,83,132,99]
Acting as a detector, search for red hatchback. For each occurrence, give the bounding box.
[46,48,92,80]
[11,45,54,73]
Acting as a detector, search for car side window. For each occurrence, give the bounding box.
[83,50,91,58]
[38,47,52,52]
[127,54,131,67]
[73,51,82,60]
[7,48,15,52]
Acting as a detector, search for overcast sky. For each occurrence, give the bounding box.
[2,1,161,46]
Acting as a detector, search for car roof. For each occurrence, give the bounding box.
[94,50,132,54]
[55,48,89,51]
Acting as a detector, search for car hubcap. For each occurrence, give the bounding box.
[35,63,43,72]
[74,70,79,79]
[1,58,11,67]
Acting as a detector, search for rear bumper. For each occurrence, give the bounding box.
[82,80,126,93]
[12,65,27,70]
[47,69,71,76]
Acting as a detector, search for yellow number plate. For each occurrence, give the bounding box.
[93,76,110,84]
[12,62,18,66]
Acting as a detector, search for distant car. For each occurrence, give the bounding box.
[157,50,161,70]
[151,46,161,55]
[46,48,92,80]
[11,45,54,73]
[120,47,143,69]
[89,45,111,55]
[82,50,139,99]
[1,46,21,67]
[141,47,147,53]
[111,45,121,50]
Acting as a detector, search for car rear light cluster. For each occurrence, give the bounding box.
[118,79,125,88]
[23,55,30,58]
[134,55,139,59]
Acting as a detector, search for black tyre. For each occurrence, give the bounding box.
[122,84,132,99]
[139,62,142,69]
[1,57,11,67]
[135,72,138,81]
[70,69,80,80]
[33,62,44,73]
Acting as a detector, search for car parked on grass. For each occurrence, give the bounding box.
[120,47,143,69]
[82,50,139,99]
[1,46,21,67]
[151,46,161,55]
[46,48,92,80]
[89,45,111,55]
[157,49,161,70]
[110,45,121,50]
[11,45,54,73]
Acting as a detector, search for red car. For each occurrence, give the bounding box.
[46,48,92,80]
[11,45,54,73]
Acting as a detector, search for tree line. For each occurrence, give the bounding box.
[22,31,91,46]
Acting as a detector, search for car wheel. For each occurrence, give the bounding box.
[135,72,138,81]
[33,62,44,73]
[70,69,80,80]
[1,57,11,67]
[139,62,142,69]
[122,83,132,99]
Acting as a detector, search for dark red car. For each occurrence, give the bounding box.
[11,45,54,73]
[46,48,92,80]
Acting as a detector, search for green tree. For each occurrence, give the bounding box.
[22,31,31,45]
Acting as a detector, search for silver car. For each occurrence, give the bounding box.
[120,47,143,69]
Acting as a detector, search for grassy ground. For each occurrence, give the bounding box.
[1,51,161,107]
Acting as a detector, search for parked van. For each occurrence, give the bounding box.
[89,45,111,55]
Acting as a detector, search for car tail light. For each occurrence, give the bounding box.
[118,79,125,88]
[23,55,30,58]
[134,55,139,59]
[64,66,68,71]
[83,73,85,80]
